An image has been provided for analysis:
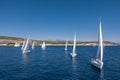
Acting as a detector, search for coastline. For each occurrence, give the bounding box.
[0,44,118,46]
[0,36,118,46]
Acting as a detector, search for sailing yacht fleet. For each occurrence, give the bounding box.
[16,20,104,70]
[22,36,31,54]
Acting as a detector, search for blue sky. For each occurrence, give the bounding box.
[0,0,120,42]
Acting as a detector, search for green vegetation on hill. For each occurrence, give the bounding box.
[0,36,24,40]
[0,36,118,46]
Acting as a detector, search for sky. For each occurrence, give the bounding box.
[0,0,120,42]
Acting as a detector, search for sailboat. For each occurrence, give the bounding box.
[70,33,77,57]
[21,41,25,50]
[91,20,104,69]
[64,40,68,51]
[14,42,20,47]
[22,36,31,54]
[32,42,35,50]
[41,41,46,49]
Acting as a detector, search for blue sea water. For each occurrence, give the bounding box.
[0,46,119,80]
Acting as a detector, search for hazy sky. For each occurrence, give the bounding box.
[0,0,120,42]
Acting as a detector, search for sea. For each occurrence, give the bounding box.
[0,46,119,80]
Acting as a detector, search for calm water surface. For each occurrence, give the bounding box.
[0,46,119,80]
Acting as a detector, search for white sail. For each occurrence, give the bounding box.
[23,36,30,51]
[22,36,31,54]
[65,40,68,50]
[21,41,25,50]
[99,21,103,61]
[96,34,100,57]
[96,45,100,57]
[32,42,35,49]
[71,32,77,57]
[41,41,46,49]
[73,32,76,53]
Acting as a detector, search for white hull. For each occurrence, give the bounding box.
[14,44,20,47]
[41,46,46,49]
[14,45,20,47]
[23,49,31,54]
[64,48,67,51]
[70,52,77,57]
[91,58,103,69]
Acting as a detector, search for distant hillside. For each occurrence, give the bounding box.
[0,36,118,46]
[0,36,24,46]
[0,36,24,40]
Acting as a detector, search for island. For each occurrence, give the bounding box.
[0,36,118,46]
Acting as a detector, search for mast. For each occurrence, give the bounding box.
[72,32,76,53]
[99,21,103,61]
